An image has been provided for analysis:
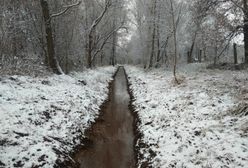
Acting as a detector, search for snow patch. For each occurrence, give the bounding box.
[0,66,116,168]
[126,64,248,168]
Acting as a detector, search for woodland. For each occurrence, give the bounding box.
[0,0,248,168]
[0,0,247,74]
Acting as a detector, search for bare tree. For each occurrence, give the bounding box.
[243,0,248,63]
[148,0,157,68]
[86,0,111,68]
[40,0,81,74]
[169,0,179,83]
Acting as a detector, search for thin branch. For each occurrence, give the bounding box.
[175,3,183,29]
[89,0,111,34]
[50,1,81,19]
[217,27,241,58]
[91,23,126,62]
[105,41,128,53]
[229,0,244,11]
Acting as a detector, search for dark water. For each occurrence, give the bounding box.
[74,67,135,168]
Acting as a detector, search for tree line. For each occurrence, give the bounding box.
[1,0,247,75]
[0,0,128,74]
[128,0,248,69]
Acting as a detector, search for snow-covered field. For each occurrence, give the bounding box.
[126,64,248,168]
[0,66,116,168]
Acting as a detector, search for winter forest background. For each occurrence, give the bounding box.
[1,1,248,168]
[0,0,248,75]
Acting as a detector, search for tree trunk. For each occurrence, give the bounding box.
[110,0,117,66]
[65,55,69,74]
[244,0,248,63]
[203,47,207,61]
[156,7,161,67]
[214,45,218,65]
[111,24,117,66]
[149,25,156,68]
[156,37,161,66]
[199,49,202,63]
[187,51,191,63]
[86,2,110,68]
[40,0,63,74]
[87,32,93,68]
[148,0,157,68]
[234,43,238,64]
[170,0,179,84]
[100,51,104,66]
[188,32,197,63]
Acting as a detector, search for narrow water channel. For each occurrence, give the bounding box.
[74,67,135,168]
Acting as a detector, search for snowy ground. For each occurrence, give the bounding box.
[126,64,248,168]
[0,66,116,168]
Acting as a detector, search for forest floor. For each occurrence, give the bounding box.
[0,67,116,168]
[126,63,248,168]
[1,63,248,168]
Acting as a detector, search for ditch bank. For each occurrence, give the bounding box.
[124,68,155,168]
[60,67,139,168]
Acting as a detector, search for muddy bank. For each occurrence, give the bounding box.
[67,67,137,168]
[124,69,151,168]
[55,68,118,168]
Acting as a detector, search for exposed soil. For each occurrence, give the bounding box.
[207,62,248,70]
[73,67,136,168]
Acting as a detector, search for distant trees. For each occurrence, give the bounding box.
[191,0,247,64]
[131,0,189,68]
[0,1,32,70]
[1,0,247,74]
[131,0,163,68]
[188,0,248,64]
[129,0,247,68]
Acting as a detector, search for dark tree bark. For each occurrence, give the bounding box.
[111,32,117,66]
[86,1,110,68]
[214,45,218,65]
[170,0,179,84]
[234,43,238,64]
[203,47,207,61]
[148,0,157,69]
[199,49,202,63]
[244,0,248,63]
[187,51,191,63]
[87,31,94,68]
[188,32,197,63]
[156,7,161,67]
[111,21,117,66]
[40,0,63,74]
[100,51,104,66]
[149,25,156,68]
